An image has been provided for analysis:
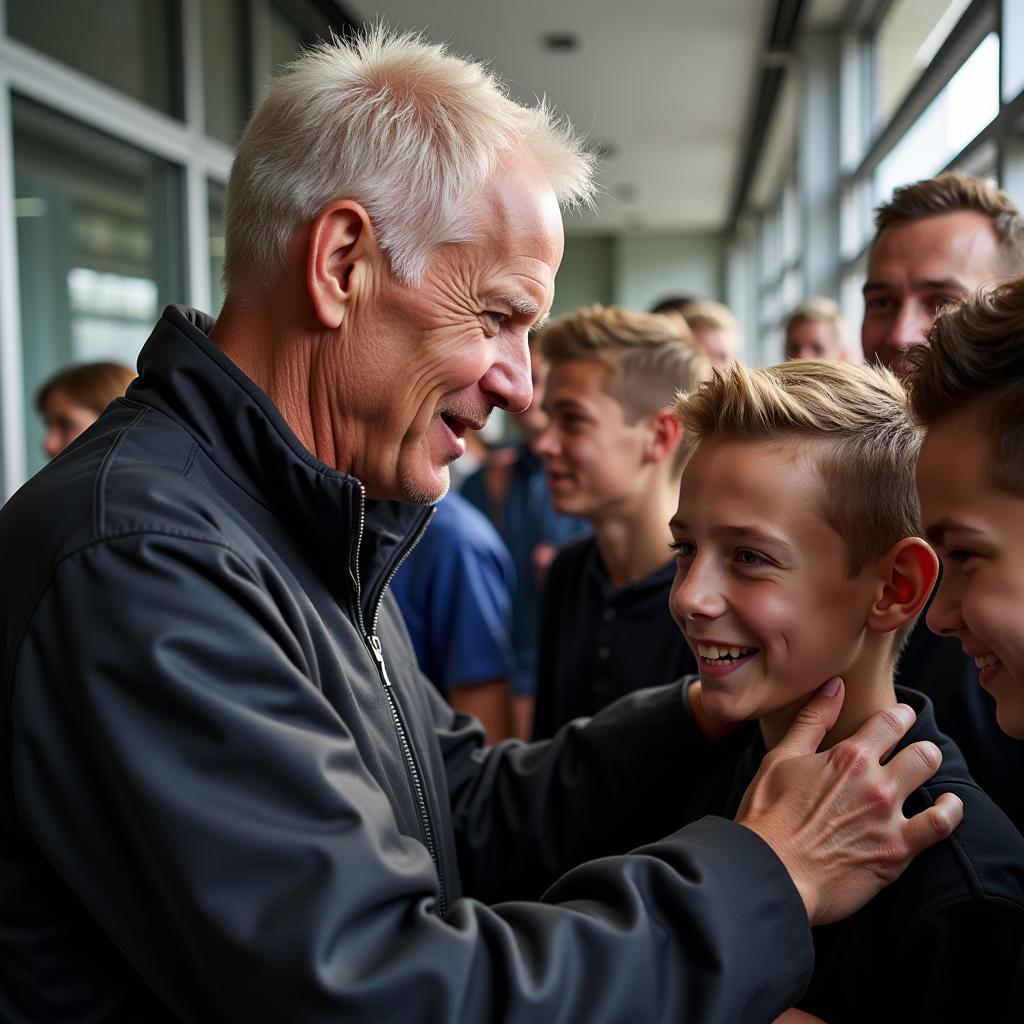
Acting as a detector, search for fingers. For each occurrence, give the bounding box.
[843,703,916,763]
[770,677,845,757]
[883,738,943,796]
[902,791,964,858]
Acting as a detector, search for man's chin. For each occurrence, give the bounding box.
[398,465,451,506]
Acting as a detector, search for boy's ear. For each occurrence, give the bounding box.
[306,199,382,329]
[643,409,684,465]
[866,537,939,636]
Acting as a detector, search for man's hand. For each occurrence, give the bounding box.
[735,678,964,926]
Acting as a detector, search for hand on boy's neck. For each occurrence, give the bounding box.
[758,659,897,751]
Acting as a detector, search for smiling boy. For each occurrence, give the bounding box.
[912,275,1024,739]
[530,305,708,737]
[670,359,1024,1023]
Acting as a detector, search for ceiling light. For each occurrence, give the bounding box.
[542,32,579,52]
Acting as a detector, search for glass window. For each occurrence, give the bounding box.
[7,0,181,117]
[874,0,971,125]
[269,2,310,74]
[875,33,999,205]
[13,97,184,475]
[202,0,249,145]
[1003,0,1024,102]
[208,179,227,316]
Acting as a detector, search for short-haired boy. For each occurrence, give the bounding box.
[671,359,1024,1023]
[530,305,708,738]
[912,273,1024,739]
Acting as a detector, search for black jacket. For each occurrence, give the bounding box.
[677,683,1024,1023]
[1,306,813,1022]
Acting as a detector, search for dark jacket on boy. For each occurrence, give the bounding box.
[677,682,1024,1023]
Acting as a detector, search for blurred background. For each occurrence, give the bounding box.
[1,0,1021,491]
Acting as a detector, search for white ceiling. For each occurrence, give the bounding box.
[343,1,771,236]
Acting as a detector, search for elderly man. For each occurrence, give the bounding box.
[1,31,961,1022]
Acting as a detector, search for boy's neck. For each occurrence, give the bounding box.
[593,478,680,589]
[758,648,899,751]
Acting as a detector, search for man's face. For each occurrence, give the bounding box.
[534,357,651,522]
[862,211,1005,376]
[669,436,876,724]
[339,152,564,504]
[785,319,842,361]
[917,408,1024,739]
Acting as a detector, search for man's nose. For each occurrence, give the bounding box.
[480,330,533,414]
[888,301,932,351]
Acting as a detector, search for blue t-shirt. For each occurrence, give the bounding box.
[462,445,587,695]
[391,491,517,693]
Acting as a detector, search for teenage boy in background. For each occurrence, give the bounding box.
[670,359,1024,1023]
[862,172,1024,832]
[530,306,707,738]
[912,274,1024,740]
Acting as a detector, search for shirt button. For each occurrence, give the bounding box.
[597,646,611,660]
[602,608,616,622]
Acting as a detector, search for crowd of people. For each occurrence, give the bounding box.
[3,25,1023,1023]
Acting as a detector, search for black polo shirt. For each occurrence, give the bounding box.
[532,535,697,739]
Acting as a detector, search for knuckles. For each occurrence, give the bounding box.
[828,741,873,777]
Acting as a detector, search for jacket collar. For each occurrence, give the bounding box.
[129,305,432,609]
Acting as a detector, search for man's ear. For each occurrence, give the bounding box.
[306,200,380,329]
[643,408,684,465]
[866,537,939,636]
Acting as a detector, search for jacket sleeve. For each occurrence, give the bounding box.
[438,669,754,902]
[13,532,812,1023]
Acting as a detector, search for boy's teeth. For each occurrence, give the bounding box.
[697,643,754,661]
[974,653,999,670]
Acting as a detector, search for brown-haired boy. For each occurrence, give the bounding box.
[912,273,1024,740]
[530,305,708,737]
[670,359,1024,1022]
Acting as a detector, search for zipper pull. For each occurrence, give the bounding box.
[368,633,393,687]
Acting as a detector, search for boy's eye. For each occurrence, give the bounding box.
[865,296,892,312]
[945,548,977,564]
[735,548,768,567]
[669,540,696,559]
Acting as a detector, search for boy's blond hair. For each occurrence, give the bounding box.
[909,274,1024,494]
[675,360,925,654]
[538,305,710,428]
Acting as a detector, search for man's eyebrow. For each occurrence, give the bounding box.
[863,277,965,294]
[483,292,551,328]
[925,517,982,545]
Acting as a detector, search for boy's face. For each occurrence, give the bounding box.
[536,357,651,520]
[669,436,877,722]
[917,408,1024,739]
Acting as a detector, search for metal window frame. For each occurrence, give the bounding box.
[0,1,234,499]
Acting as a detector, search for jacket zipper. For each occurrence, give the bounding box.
[352,489,447,915]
